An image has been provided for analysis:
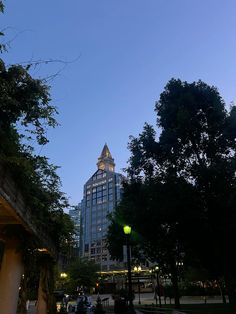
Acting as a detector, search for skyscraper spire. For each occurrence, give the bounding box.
[97,143,115,172]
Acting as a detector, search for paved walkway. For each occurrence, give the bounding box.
[26,293,226,313]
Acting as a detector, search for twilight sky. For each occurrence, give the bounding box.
[1,0,236,205]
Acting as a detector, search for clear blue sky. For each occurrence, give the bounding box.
[2,0,236,205]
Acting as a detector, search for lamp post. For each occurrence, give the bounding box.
[98,227,103,273]
[60,272,68,291]
[134,266,141,305]
[60,272,68,279]
[123,225,135,313]
[176,261,184,280]
[152,266,161,308]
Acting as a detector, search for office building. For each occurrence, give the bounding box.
[80,144,124,271]
[69,204,82,255]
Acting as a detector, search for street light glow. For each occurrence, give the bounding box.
[123,225,132,235]
[60,272,68,278]
[134,266,142,272]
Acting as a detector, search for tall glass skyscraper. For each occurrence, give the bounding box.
[69,204,82,255]
[80,144,124,271]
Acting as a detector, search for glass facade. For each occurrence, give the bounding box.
[80,145,124,270]
[68,204,82,255]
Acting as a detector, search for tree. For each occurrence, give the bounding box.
[154,79,236,310]
[108,79,236,312]
[0,44,70,248]
[66,258,99,294]
[0,4,75,313]
[108,177,195,308]
[0,1,6,53]
[0,60,57,145]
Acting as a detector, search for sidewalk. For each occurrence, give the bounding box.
[26,293,226,313]
[26,301,143,314]
[27,301,36,314]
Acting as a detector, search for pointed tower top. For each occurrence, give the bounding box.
[100,143,112,159]
[97,144,115,172]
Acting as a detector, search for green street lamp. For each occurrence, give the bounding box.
[123,225,135,313]
[123,225,132,235]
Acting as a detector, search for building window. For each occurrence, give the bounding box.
[103,211,108,218]
[84,244,89,252]
[92,212,96,220]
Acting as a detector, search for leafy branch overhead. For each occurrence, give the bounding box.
[0,60,58,145]
[0,39,70,250]
[107,78,236,311]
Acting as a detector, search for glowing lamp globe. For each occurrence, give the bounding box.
[123,225,132,235]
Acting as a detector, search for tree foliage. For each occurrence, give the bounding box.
[0,60,68,246]
[0,61,57,145]
[0,4,71,250]
[0,5,74,312]
[107,79,236,311]
[0,1,6,53]
[66,258,99,294]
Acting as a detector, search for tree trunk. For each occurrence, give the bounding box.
[36,254,57,314]
[171,265,180,309]
[19,275,27,314]
[217,279,226,304]
[224,273,236,314]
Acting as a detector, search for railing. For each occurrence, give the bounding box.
[102,297,110,307]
